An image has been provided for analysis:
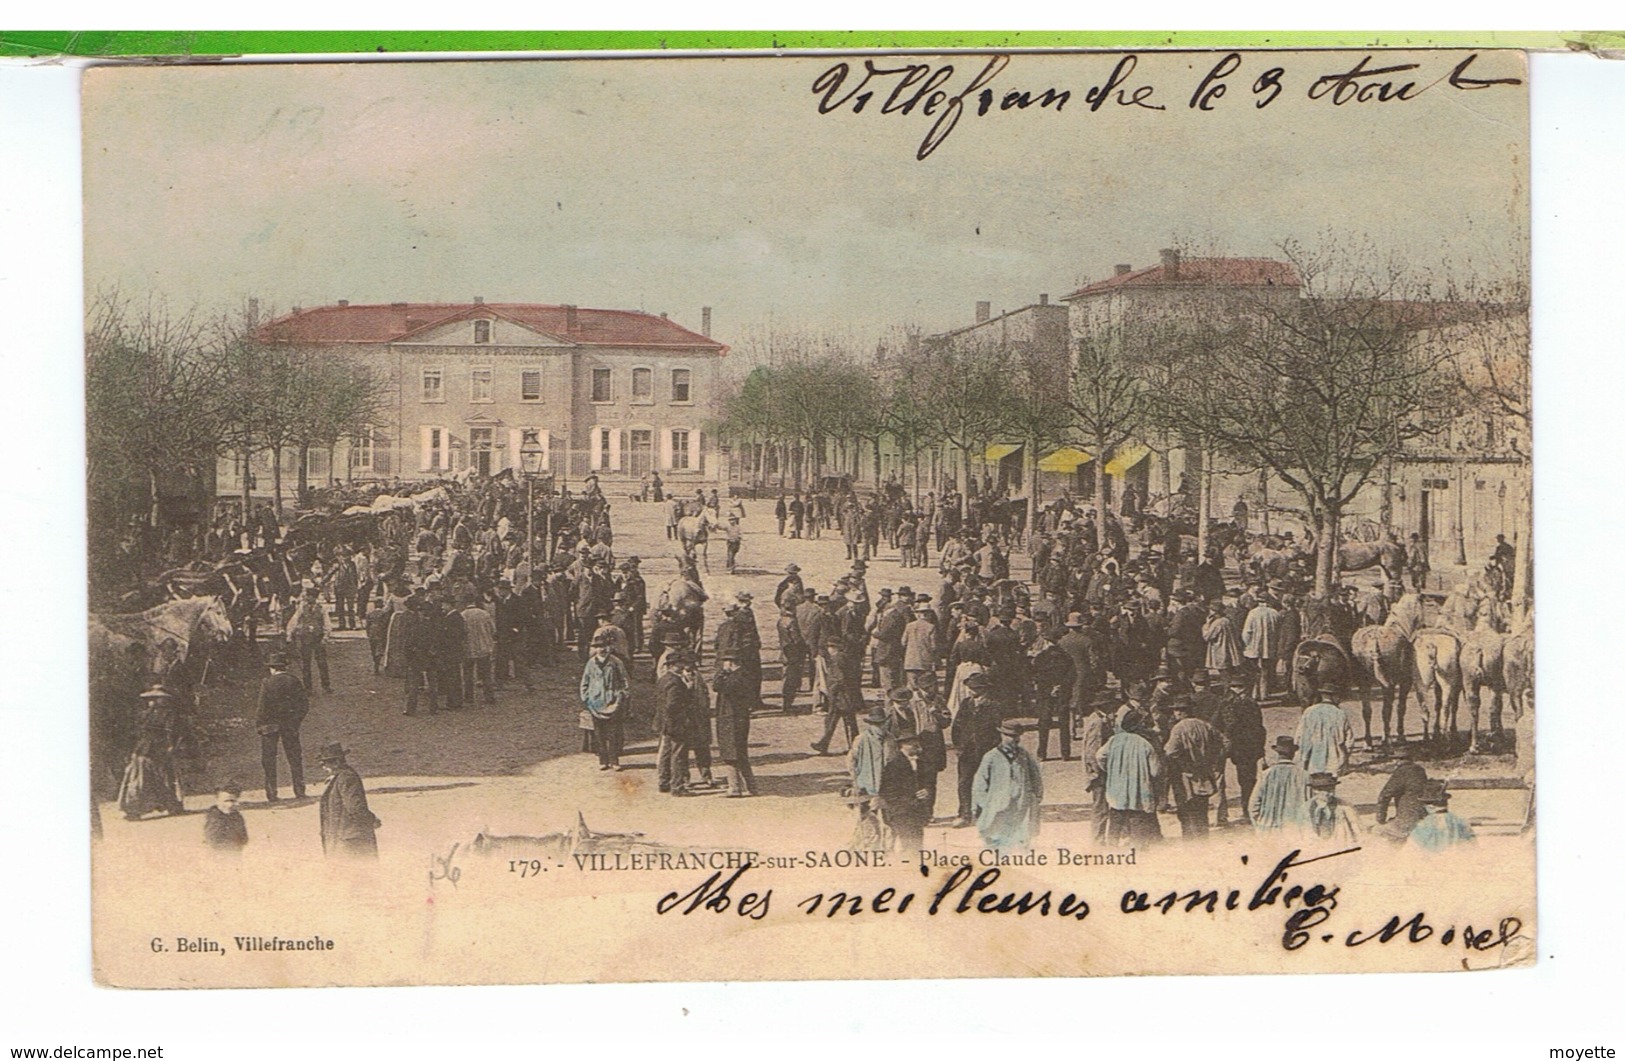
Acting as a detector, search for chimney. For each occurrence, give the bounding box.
[473,295,484,304]
[1115,264,1132,277]
[338,299,349,308]
[564,304,579,333]
[975,301,991,324]
[1038,293,1049,306]
[1160,248,1180,279]
[701,306,712,337]
[660,312,668,319]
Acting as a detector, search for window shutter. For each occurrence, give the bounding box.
[659,428,674,471]
[687,430,700,473]
[609,427,623,471]
[538,429,551,471]
[589,427,603,471]
[420,426,432,472]
[507,429,523,473]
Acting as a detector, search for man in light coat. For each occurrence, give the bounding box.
[972,719,1044,851]
[1295,683,1355,776]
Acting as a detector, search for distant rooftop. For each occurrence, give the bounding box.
[255,302,724,351]
[1064,256,1301,300]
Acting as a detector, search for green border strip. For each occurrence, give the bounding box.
[2,29,1622,60]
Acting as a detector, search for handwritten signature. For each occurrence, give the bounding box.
[429,842,462,889]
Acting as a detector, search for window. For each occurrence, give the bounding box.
[521,369,543,402]
[471,367,494,403]
[671,368,692,403]
[473,319,491,344]
[598,429,612,470]
[671,429,691,470]
[349,431,374,473]
[591,367,612,403]
[423,426,445,471]
[631,367,653,400]
[421,367,444,403]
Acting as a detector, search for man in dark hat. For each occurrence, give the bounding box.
[972,718,1044,850]
[775,563,804,609]
[850,704,892,800]
[881,734,932,850]
[1163,698,1228,839]
[256,651,309,803]
[318,743,381,859]
[1212,673,1266,826]
[1374,760,1432,842]
[1295,682,1353,776]
[950,671,1003,827]
[1027,627,1076,761]
[1305,771,1360,842]
[1251,736,1310,832]
[655,651,702,795]
[580,628,630,771]
[714,651,756,796]
[870,586,912,693]
[1406,781,1475,850]
[1096,708,1163,843]
[1079,690,1118,843]
[777,600,810,714]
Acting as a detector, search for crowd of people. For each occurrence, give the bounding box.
[97,471,1497,861]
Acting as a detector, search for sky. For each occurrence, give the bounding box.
[82,50,1529,351]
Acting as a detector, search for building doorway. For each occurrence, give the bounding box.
[470,427,495,477]
[629,429,654,479]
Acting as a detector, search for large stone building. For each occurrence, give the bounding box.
[218,300,726,500]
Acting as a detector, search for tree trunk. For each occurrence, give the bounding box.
[1094,447,1109,534]
[241,446,252,514]
[1025,436,1039,539]
[297,442,310,501]
[271,444,284,515]
[148,466,161,531]
[1196,444,1211,561]
[1315,503,1342,600]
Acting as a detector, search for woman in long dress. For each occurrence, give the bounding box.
[117,684,186,819]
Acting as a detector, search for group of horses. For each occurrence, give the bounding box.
[1289,578,1533,756]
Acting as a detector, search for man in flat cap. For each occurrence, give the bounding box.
[972,718,1045,851]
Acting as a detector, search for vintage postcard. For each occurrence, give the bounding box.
[83,48,1533,988]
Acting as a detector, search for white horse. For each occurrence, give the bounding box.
[676,509,718,573]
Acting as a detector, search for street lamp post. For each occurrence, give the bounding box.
[520,429,544,577]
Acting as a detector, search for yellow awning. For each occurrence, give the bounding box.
[982,443,1023,462]
[1104,443,1151,477]
[1038,446,1093,473]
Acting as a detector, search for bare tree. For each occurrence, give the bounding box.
[85,289,224,575]
[1067,333,1150,532]
[1158,239,1459,598]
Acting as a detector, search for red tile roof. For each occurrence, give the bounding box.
[255,302,725,351]
[1064,258,1301,300]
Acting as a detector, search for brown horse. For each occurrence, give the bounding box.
[1290,636,1351,707]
